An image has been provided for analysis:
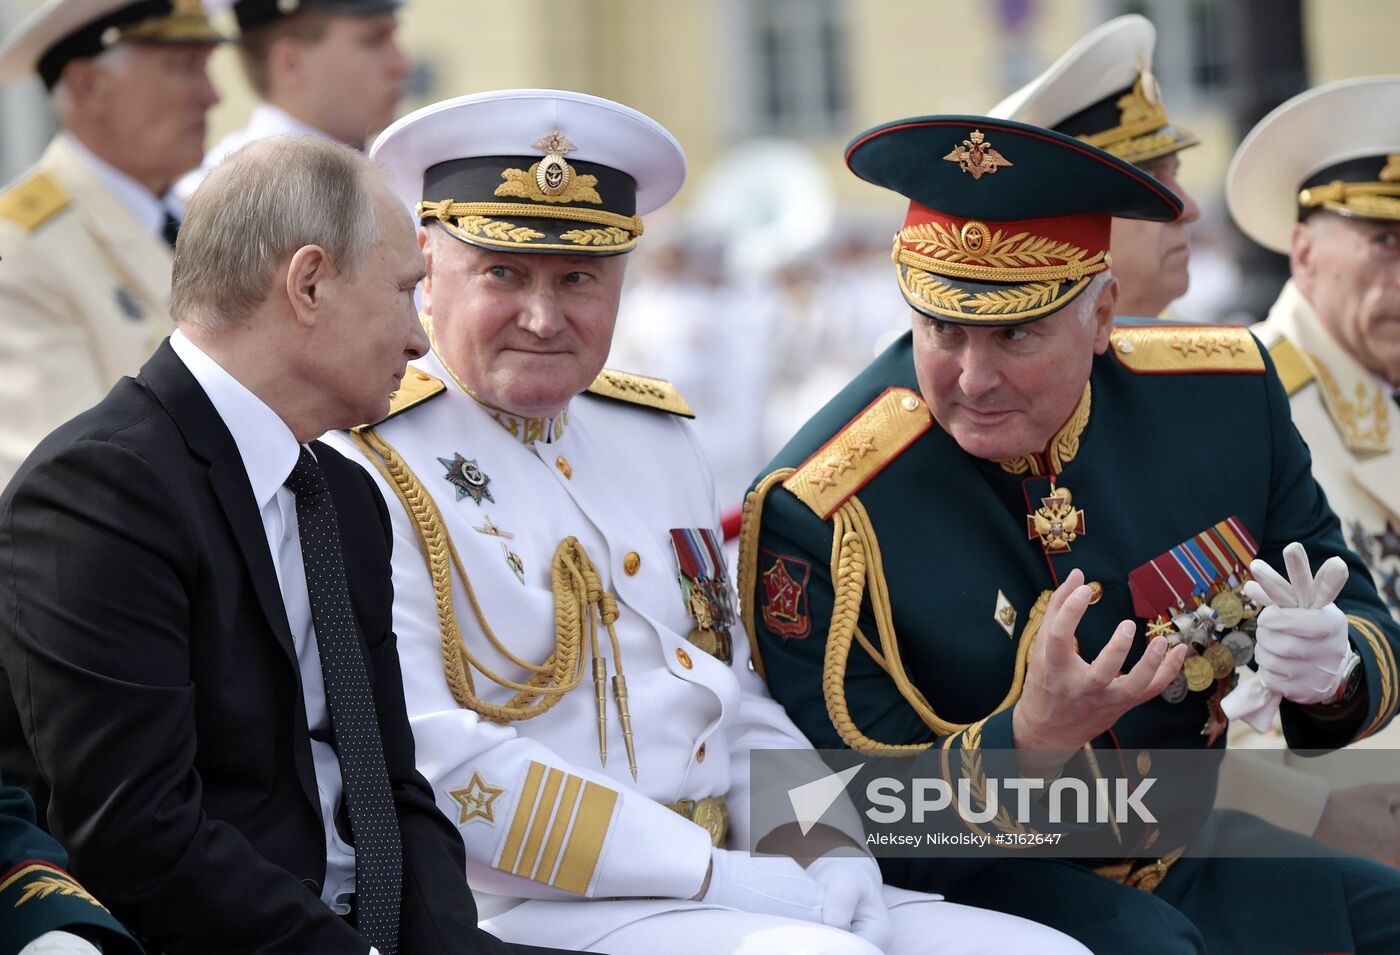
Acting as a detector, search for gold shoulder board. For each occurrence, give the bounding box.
[1110,324,1264,374]
[586,368,694,417]
[1267,337,1316,396]
[353,369,445,431]
[783,387,932,521]
[0,172,70,232]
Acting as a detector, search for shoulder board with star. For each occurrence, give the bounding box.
[353,369,445,432]
[1266,337,1316,396]
[1109,323,1264,375]
[0,171,70,232]
[585,368,694,417]
[783,387,932,521]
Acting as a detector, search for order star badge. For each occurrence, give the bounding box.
[438,452,494,505]
[448,771,505,825]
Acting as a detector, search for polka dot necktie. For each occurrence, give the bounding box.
[285,448,403,954]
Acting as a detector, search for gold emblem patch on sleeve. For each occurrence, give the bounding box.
[450,770,506,825]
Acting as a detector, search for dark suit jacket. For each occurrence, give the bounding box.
[0,341,530,954]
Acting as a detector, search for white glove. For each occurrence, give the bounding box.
[18,931,102,955]
[1222,542,1352,731]
[806,855,893,950]
[701,848,825,924]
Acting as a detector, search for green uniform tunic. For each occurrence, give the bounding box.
[745,322,1400,955]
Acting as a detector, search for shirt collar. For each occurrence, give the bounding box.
[247,102,332,141]
[169,329,302,509]
[63,132,170,237]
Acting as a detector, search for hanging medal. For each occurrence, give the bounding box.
[669,528,735,664]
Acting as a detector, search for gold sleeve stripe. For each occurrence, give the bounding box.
[1267,338,1315,396]
[536,774,583,882]
[497,761,619,895]
[516,767,566,879]
[1110,325,1265,375]
[553,782,618,894]
[1349,615,1398,740]
[499,762,546,873]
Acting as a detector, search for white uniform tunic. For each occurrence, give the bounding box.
[325,348,1090,955]
[1217,280,1400,836]
[0,134,174,486]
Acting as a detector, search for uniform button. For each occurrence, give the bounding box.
[1117,339,1136,354]
[1087,582,1104,604]
[301,878,321,894]
[556,456,572,479]
[623,551,641,576]
[696,743,706,762]
[1136,751,1152,775]
[414,369,431,381]
[901,395,920,412]
[676,648,693,669]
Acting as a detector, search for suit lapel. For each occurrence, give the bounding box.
[138,342,299,670]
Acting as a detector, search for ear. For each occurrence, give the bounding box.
[1090,277,1119,355]
[267,34,307,90]
[418,227,433,317]
[1289,222,1315,298]
[57,56,102,102]
[285,244,333,328]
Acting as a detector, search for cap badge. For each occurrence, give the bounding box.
[534,130,575,195]
[494,130,603,205]
[943,130,1014,181]
[1381,155,1400,182]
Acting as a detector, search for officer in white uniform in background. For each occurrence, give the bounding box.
[1215,76,1400,859]
[175,0,409,202]
[324,89,1088,955]
[987,14,1202,320]
[0,0,222,487]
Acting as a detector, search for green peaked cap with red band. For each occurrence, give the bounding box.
[845,114,1183,326]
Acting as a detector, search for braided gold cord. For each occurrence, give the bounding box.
[353,430,630,727]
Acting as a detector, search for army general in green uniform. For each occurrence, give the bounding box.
[741,115,1400,954]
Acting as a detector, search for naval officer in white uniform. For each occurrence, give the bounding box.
[325,90,1090,955]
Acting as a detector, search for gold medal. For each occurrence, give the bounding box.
[1210,591,1244,629]
[1204,642,1235,680]
[1183,654,1215,693]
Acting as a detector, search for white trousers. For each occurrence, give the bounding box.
[482,885,1090,955]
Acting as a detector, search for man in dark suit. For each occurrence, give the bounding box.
[0,135,572,955]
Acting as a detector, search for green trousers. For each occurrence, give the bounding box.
[933,812,1400,955]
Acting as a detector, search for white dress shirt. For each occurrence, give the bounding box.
[169,330,358,914]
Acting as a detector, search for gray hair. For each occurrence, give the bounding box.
[1068,271,1113,325]
[171,135,385,330]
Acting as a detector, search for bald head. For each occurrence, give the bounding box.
[172,135,400,331]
